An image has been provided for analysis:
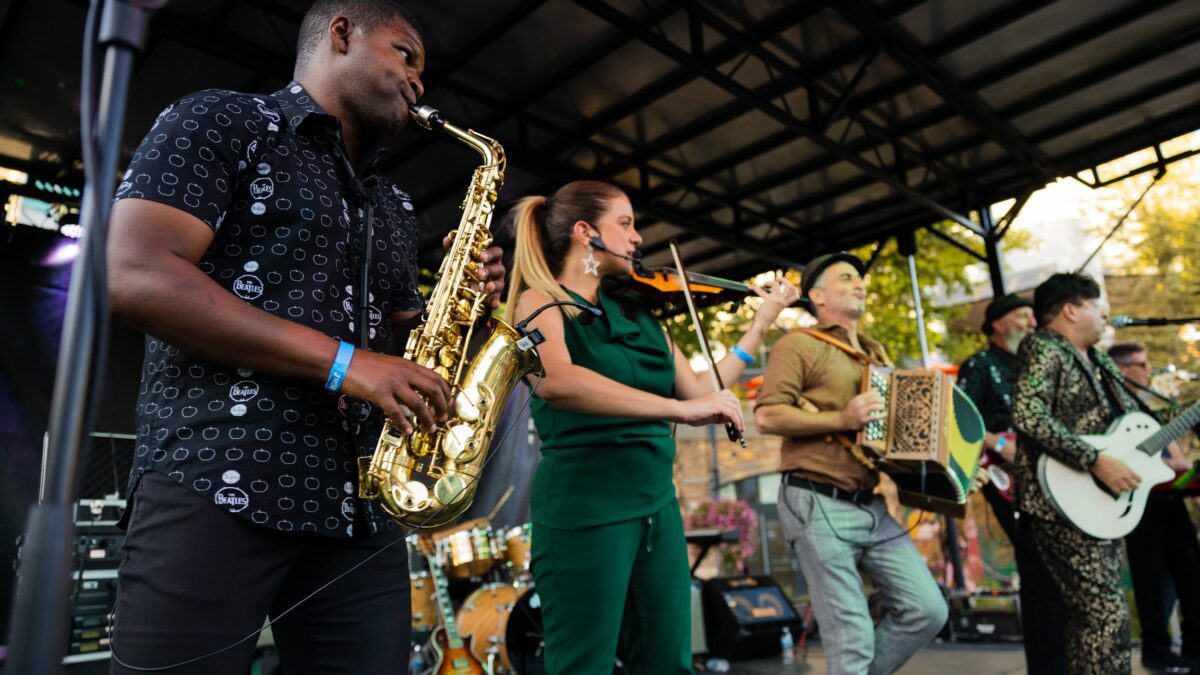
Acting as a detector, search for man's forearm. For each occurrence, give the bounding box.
[756,404,849,437]
[111,251,339,382]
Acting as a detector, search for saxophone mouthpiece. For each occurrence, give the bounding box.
[409,104,444,131]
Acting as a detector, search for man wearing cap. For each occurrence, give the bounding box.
[957,294,1067,674]
[756,253,948,675]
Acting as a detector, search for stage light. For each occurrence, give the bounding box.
[0,166,28,185]
[43,240,79,266]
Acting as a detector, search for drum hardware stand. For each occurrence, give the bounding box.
[486,640,501,674]
[485,485,514,523]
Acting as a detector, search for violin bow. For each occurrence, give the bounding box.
[668,240,747,448]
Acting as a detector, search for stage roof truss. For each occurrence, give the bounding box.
[0,0,1196,281]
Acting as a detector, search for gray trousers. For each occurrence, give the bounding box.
[779,482,948,675]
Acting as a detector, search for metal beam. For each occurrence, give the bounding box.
[617,0,1057,200]
[710,26,1200,235]
[831,0,1060,179]
[1025,63,1200,152]
[649,1,965,192]
[411,78,809,267]
[573,0,982,235]
[844,0,1187,118]
[1057,99,1200,181]
[979,205,1005,297]
[926,225,987,262]
[995,187,1034,240]
[377,0,690,173]
[430,76,811,240]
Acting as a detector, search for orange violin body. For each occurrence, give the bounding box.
[626,265,751,314]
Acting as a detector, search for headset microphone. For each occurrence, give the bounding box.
[589,235,643,263]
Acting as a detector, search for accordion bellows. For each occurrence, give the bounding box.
[859,367,986,516]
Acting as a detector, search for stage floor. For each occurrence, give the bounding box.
[725,641,1165,674]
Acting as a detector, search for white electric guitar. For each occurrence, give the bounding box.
[1038,402,1200,539]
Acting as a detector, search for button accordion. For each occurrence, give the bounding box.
[858,366,986,516]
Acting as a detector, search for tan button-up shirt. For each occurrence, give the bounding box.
[755,323,892,492]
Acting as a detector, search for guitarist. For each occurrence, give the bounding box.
[1011,272,1144,675]
[1109,342,1200,672]
[957,294,1067,674]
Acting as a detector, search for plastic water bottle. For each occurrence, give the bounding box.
[780,626,795,664]
[409,644,426,674]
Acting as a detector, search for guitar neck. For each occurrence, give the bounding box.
[425,554,464,648]
[1142,402,1200,456]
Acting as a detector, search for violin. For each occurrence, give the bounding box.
[625,263,795,316]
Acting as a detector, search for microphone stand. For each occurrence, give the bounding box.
[1114,316,1200,327]
[897,231,966,591]
[7,2,166,672]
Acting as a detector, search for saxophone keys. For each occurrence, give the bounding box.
[393,480,430,512]
[410,432,435,457]
[443,423,480,462]
[455,386,485,422]
[438,346,460,369]
[434,474,469,506]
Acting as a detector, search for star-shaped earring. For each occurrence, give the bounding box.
[583,246,600,276]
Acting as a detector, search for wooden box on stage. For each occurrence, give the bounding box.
[858,367,986,517]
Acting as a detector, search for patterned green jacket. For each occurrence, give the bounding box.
[1011,330,1141,522]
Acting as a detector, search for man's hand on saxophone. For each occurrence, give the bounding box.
[446,234,507,309]
[341,350,451,436]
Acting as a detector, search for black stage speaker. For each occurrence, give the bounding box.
[701,576,803,660]
[946,589,1022,642]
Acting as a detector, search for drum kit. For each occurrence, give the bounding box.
[409,518,544,674]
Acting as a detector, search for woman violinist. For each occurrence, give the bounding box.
[504,180,797,674]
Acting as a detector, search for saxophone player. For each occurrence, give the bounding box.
[505,180,797,674]
[105,3,504,673]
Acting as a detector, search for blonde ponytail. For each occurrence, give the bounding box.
[504,195,578,323]
[504,181,627,325]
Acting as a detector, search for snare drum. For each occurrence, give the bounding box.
[409,572,438,631]
[455,583,544,674]
[433,518,499,579]
[500,523,532,578]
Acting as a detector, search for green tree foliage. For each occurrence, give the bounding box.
[851,228,987,367]
[1086,153,1200,396]
[663,224,1030,372]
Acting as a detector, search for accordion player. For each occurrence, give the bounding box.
[858,366,986,516]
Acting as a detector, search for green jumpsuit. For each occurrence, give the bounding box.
[530,285,693,674]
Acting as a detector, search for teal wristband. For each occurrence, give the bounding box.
[325,341,355,392]
[730,344,755,364]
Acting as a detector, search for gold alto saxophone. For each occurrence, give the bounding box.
[358,105,543,528]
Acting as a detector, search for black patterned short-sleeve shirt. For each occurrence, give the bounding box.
[115,82,423,538]
[957,345,1018,433]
